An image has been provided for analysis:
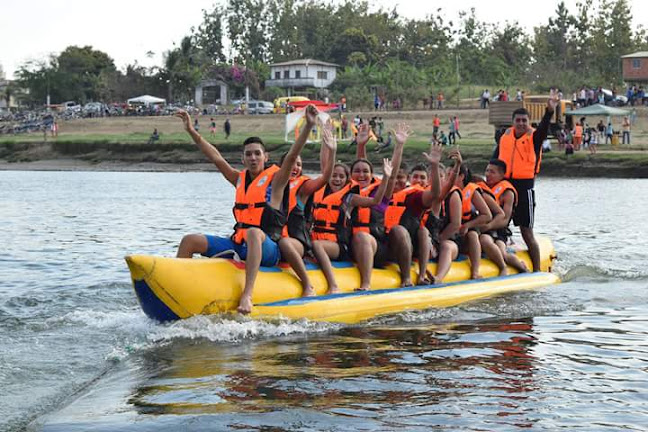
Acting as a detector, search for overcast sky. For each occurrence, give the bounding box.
[1,0,645,79]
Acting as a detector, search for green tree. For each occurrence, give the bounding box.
[56,46,118,102]
[193,5,227,64]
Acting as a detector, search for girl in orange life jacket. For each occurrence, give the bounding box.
[311,159,393,294]
[429,158,464,284]
[456,164,492,280]
[483,159,529,273]
[310,162,353,294]
[174,105,317,314]
[348,123,408,291]
[420,148,463,259]
[278,122,337,297]
[471,173,511,276]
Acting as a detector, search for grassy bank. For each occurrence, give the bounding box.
[1,108,647,177]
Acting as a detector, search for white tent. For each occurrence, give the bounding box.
[127,95,166,105]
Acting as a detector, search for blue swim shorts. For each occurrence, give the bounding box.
[202,234,281,267]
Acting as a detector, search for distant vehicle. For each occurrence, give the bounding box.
[83,102,103,114]
[273,96,309,114]
[247,101,274,114]
[601,88,628,106]
[61,101,81,112]
[488,95,574,137]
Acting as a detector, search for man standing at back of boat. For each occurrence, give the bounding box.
[492,93,558,272]
[174,105,318,314]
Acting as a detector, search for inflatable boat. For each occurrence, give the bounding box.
[126,236,558,324]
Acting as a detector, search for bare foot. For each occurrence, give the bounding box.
[518,261,529,273]
[237,295,253,314]
[355,285,370,292]
[470,272,483,280]
[326,285,340,295]
[302,286,316,297]
[499,267,509,277]
[430,275,441,285]
[401,277,413,288]
[416,275,431,285]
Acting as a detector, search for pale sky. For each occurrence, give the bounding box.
[1,0,645,79]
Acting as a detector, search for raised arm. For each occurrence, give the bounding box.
[270,104,318,206]
[533,93,559,153]
[299,120,337,199]
[440,148,462,200]
[355,123,370,159]
[421,141,443,208]
[176,110,239,186]
[383,123,410,199]
[349,158,393,207]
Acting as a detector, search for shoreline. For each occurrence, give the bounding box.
[1,155,647,178]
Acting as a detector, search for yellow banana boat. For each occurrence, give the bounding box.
[125,236,558,324]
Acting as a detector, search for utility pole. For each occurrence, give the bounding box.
[455,54,460,108]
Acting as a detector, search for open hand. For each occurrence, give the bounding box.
[175,110,193,132]
[392,123,412,146]
[383,158,393,178]
[320,120,337,150]
[357,122,370,146]
[423,140,443,164]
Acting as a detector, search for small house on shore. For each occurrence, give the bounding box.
[621,51,648,84]
[265,59,339,96]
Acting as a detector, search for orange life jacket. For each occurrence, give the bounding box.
[384,184,424,234]
[232,165,281,244]
[352,180,385,239]
[311,183,353,243]
[461,182,482,222]
[282,175,310,238]
[476,181,495,200]
[498,127,542,180]
[491,179,518,207]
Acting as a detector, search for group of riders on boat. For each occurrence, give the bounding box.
[174,95,558,313]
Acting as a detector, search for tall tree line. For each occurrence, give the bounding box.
[14,0,648,108]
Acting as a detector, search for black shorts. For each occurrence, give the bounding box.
[337,242,351,262]
[512,187,535,229]
[483,228,512,243]
[348,235,389,268]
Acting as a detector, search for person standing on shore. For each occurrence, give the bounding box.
[433,114,440,138]
[224,118,231,140]
[491,93,557,272]
[622,116,631,144]
[448,117,456,145]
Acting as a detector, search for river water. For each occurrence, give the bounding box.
[0,171,646,431]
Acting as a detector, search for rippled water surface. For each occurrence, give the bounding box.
[1,172,646,431]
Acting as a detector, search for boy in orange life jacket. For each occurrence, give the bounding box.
[174,106,318,314]
[492,93,557,272]
[383,143,443,285]
[482,159,529,273]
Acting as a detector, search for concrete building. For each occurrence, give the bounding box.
[265,59,339,95]
[0,79,17,110]
[621,51,648,84]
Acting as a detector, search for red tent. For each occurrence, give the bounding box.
[287,100,339,111]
